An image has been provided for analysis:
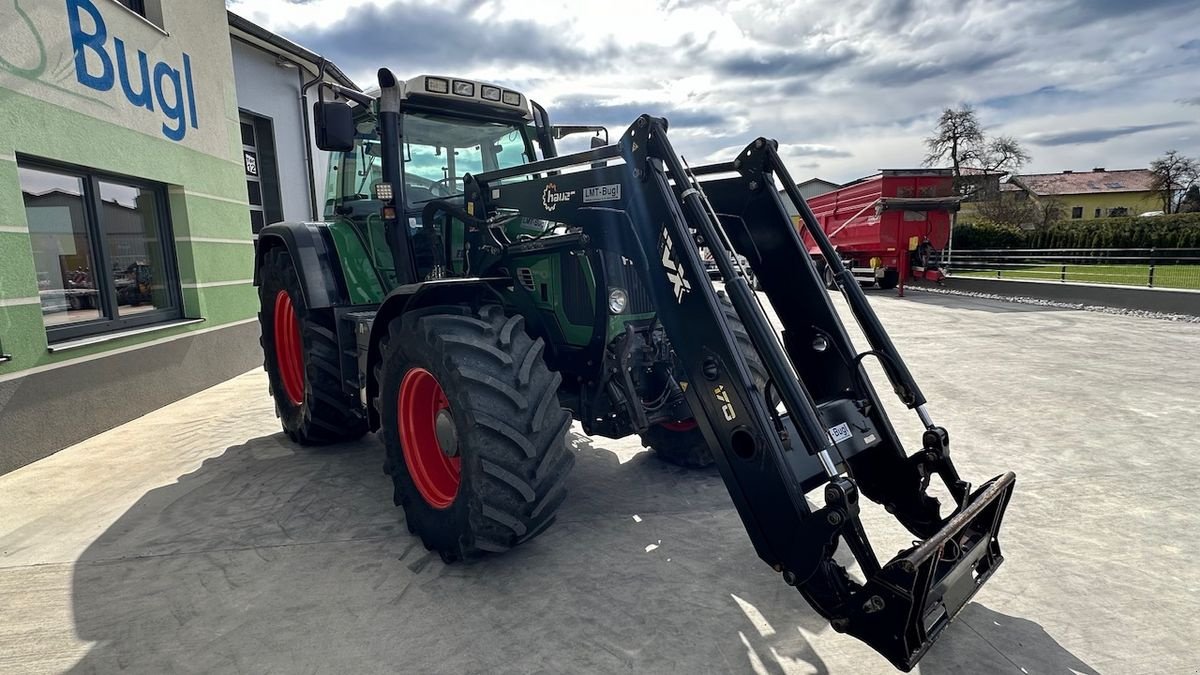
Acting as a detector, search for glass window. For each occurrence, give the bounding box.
[117,0,146,16]
[1070,207,1083,219]
[17,161,180,341]
[98,181,173,319]
[401,112,531,206]
[20,167,101,326]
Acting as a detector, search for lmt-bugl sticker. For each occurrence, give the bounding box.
[583,184,621,202]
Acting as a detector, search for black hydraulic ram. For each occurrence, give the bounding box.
[464,116,1016,671]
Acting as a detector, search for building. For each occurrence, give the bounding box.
[1008,168,1162,220]
[780,178,841,218]
[0,0,351,474]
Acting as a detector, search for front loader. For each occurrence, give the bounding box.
[253,69,1016,671]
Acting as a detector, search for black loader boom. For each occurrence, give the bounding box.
[462,116,1016,671]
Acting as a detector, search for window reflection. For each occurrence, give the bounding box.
[98,181,170,317]
[19,167,102,326]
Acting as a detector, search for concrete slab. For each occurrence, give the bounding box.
[1,291,1197,674]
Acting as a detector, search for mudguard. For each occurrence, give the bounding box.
[362,277,511,430]
[254,222,346,309]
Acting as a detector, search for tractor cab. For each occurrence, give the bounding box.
[316,75,546,285]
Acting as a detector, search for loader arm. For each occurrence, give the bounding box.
[463,116,1015,671]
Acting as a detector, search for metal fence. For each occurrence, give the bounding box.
[941,248,1200,290]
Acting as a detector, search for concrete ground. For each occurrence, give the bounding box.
[2,291,1197,674]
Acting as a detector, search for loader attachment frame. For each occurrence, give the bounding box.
[462,116,1015,671]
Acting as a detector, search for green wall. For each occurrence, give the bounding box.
[0,0,257,376]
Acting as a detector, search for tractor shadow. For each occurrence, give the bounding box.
[66,429,1094,674]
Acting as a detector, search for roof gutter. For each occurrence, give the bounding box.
[227,10,359,90]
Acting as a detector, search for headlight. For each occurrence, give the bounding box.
[481,85,501,101]
[608,287,629,314]
[452,80,475,97]
[501,90,522,106]
[425,77,449,94]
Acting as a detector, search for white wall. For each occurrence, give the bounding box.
[229,39,316,223]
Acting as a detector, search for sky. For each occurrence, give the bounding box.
[226,0,1200,184]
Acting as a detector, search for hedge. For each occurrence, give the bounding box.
[953,213,1200,250]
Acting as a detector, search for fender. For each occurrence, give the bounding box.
[254,222,345,309]
[364,277,510,430]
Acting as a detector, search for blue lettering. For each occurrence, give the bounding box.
[183,53,198,129]
[114,38,153,111]
[66,0,113,91]
[64,0,200,142]
[153,62,185,141]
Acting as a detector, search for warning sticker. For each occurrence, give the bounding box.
[828,422,853,444]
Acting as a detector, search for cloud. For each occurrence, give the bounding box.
[859,48,1018,87]
[713,49,857,78]
[1027,122,1194,146]
[981,86,1084,111]
[283,1,612,78]
[229,0,1200,182]
[777,143,852,159]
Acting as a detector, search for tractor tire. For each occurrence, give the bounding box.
[258,246,366,444]
[877,270,899,290]
[640,292,768,469]
[377,304,574,562]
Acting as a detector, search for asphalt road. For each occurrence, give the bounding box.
[2,290,1197,674]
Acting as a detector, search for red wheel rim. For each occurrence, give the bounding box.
[273,289,305,406]
[661,419,698,432]
[398,368,460,509]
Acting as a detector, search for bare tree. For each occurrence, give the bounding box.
[923,104,983,177]
[977,135,1031,174]
[1149,150,1200,213]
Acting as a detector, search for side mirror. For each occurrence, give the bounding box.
[314,101,355,152]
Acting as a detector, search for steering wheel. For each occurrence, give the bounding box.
[431,176,465,196]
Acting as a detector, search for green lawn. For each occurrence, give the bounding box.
[952,264,1200,290]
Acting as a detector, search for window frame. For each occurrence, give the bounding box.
[17,155,183,343]
[116,0,147,17]
[239,110,284,234]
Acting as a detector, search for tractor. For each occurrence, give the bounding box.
[253,69,1016,671]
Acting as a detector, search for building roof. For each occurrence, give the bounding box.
[780,178,841,200]
[1010,168,1155,196]
[227,11,358,90]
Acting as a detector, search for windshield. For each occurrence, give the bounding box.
[399,112,532,207]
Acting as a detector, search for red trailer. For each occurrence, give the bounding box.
[797,169,959,295]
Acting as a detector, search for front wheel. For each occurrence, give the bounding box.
[378,305,574,562]
[258,247,366,444]
[640,292,769,469]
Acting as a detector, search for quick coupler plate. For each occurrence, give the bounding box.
[838,472,1016,671]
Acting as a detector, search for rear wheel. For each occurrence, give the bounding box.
[641,292,768,469]
[258,246,366,444]
[378,305,574,561]
[877,270,899,290]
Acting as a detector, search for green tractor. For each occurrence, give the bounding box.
[254,69,1015,670]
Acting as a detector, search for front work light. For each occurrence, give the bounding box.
[426,77,449,94]
[502,90,521,106]
[608,287,629,314]
[374,182,393,201]
[452,80,475,97]
[481,85,501,101]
